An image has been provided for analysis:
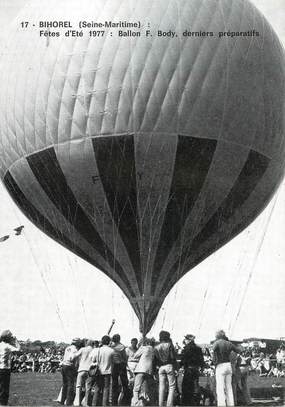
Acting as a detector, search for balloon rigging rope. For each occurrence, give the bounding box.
[101,195,118,319]
[11,202,68,339]
[169,195,191,332]
[196,273,211,335]
[169,200,188,333]
[225,236,252,309]
[170,285,179,333]
[161,306,167,330]
[171,2,186,338]
[67,255,90,336]
[197,253,219,336]
[229,189,280,337]
[23,229,68,339]
[224,230,254,333]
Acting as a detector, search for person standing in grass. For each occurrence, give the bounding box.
[111,334,129,405]
[131,337,155,406]
[0,330,20,406]
[91,335,115,406]
[59,338,81,405]
[180,334,204,406]
[212,330,238,407]
[73,340,94,406]
[155,331,177,407]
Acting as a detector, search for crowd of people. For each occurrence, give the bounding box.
[55,330,253,407]
[10,349,63,373]
[8,344,285,379]
[1,328,285,406]
[248,347,285,378]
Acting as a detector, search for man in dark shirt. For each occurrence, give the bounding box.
[110,334,129,405]
[180,334,204,406]
[212,330,239,407]
[155,331,177,407]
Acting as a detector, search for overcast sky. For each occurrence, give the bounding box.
[0,0,284,344]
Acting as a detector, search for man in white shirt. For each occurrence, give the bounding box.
[60,338,81,405]
[91,335,115,406]
[126,338,138,380]
[73,340,94,406]
[0,330,20,405]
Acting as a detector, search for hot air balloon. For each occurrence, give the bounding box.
[0,0,284,335]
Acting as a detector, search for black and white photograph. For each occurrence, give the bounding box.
[0,0,284,405]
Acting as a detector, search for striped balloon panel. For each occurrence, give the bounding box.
[0,0,284,178]
[4,133,280,333]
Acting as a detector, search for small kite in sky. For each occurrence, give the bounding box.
[0,225,25,242]
[14,225,24,235]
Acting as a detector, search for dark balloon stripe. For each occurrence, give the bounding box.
[190,150,270,249]
[26,147,135,297]
[151,135,217,293]
[158,149,270,297]
[4,171,104,273]
[92,135,142,292]
[5,171,140,305]
[160,201,266,301]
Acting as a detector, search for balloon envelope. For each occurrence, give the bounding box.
[0,0,285,334]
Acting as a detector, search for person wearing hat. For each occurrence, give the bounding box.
[0,330,20,405]
[180,334,204,406]
[59,338,82,405]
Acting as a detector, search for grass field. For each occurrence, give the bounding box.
[8,372,285,406]
[10,372,61,406]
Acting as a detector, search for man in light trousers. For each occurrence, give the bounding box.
[73,340,94,406]
[155,331,177,407]
[213,330,239,406]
